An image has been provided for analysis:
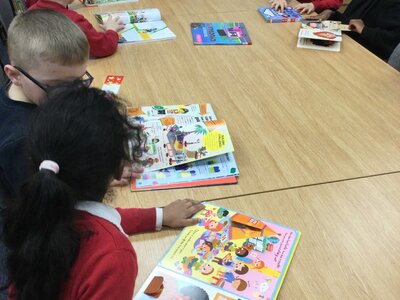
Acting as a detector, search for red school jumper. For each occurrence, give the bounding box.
[29,0,119,58]
[301,0,343,13]
[59,207,156,299]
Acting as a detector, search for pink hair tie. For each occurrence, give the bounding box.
[39,160,60,174]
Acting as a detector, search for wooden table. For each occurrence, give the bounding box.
[72,1,400,299]
[131,173,400,299]
[76,2,400,207]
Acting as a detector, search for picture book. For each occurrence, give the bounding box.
[297,21,343,52]
[131,118,234,172]
[136,203,301,300]
[95,9,176,43]
[82,0,137,6]
[258,7,302,23]
[127,104,239,189]
[191,22,252,45]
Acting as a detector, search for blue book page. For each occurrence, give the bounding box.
[134,153,239,188]
[191,22,252,45]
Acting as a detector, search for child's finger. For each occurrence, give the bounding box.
[182,218,201,227]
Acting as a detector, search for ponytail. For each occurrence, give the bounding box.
[4,168,79,300]
[2,85,142,299]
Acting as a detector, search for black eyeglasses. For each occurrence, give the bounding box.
[13,66,94,92]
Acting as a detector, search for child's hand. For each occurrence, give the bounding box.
[100,15,125,33]
[162,199,205,228]
[349,19,365,34]
[303,9,333,21]
[271,0,288,12]
[295,3,315,14]
[110,165,144,186]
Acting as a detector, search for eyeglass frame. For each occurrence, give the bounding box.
[13,66,94,92]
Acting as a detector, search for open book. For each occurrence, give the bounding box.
[95,8,176,43]
[258,7,302,23]
[128,104,239,190]
[191,22,252,45]
[82,0,137,6]
[128,105,235,172]
[297,20,345,52]
[136,203,301,299]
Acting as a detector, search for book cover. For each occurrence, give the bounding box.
[297,21,342,52]
[136,203,301,299]
[94,9,175,43]
[258,7,302,23]
[191,22,252,45]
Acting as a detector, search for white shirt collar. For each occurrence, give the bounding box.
[75,201,127,235]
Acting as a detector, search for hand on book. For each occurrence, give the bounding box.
[99,15,125,33]
[162,199,205,228]
[271,0,288,12]
[295,3,315,14]
[303,9,333,21]
[349,19,365,34]
[110,165,144,186]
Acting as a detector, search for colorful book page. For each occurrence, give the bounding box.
[258,7,302,23]
[128,104,215,117]
[136,203,301,300]
[191,22,252,45]
[118,21,176,43]
[137,119,234,172]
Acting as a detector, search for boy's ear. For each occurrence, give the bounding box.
[4,65,22,86]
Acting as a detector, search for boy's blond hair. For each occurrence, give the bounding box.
[8,9,89,70]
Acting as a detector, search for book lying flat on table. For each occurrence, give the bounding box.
[191,22,252,45]
[82,0,137,6]
[128,104,239,190]
[136,203,301,300]
[95,8,176,43]
[258,7,302,23]
[297,20,344,52]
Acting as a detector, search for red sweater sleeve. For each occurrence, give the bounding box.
[76,250,136,300]
[116,207,157,235]
[68,13,119,58]
[29,1,118,58]
[312,0,343,12]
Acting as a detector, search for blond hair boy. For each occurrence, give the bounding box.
[1,8,90,201]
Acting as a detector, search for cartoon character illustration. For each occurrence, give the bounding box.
[211,271,248,291]
[235,246,250,257]
[196,241,215,260]
[212,253,233,267]
[204,219,225,232]
[232,261,249,275]
[180,256,214,276]
[251,258,281,278]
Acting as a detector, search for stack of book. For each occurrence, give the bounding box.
[127,104,239,191]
